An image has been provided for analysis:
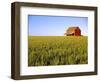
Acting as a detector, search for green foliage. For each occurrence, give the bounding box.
[28,36,88,66]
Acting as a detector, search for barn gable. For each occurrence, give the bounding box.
[64,26,81,36]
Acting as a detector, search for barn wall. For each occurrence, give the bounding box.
[75,29,81,36]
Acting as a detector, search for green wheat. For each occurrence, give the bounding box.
[28,36,88,66]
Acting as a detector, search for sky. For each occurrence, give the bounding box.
[28,15,88,36]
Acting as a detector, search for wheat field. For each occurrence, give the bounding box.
[28,36,88,66]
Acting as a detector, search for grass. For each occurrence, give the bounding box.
[28,36,88,66]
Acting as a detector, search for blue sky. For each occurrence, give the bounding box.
[28,15,88,36]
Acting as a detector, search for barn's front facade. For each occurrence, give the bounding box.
[64,26,81,36]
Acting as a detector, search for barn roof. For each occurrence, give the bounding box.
[66,26,80,34]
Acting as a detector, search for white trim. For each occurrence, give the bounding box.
[20,7,95,75]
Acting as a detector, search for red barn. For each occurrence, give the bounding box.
[64,26,81,36]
